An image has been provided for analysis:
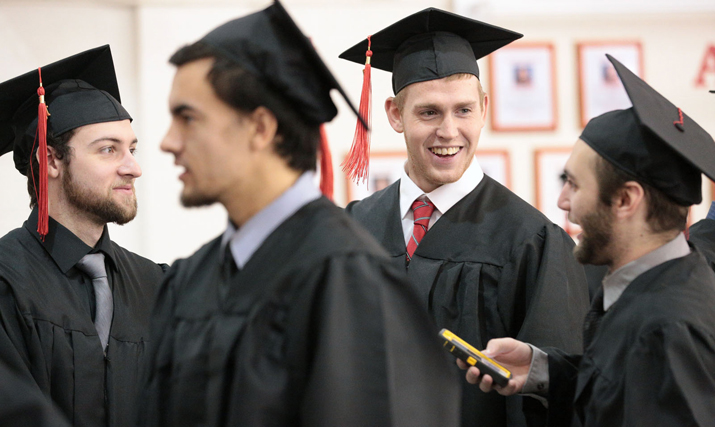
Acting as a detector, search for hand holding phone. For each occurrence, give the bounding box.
[439,329,512,387]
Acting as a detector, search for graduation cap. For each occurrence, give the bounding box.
[338,8,522,183]
[196,0,364,200]
[580,54,715,206]
[0,45,131,238]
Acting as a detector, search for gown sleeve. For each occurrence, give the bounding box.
[136,265,179,427]
[533,348,582,427]
[0,279,35,384]
[497,223,589,352]
[299,253,461,427]
[0,360,71,427]
[622,321,715,426]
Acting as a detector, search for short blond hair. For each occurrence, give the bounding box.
[392,73,486,112]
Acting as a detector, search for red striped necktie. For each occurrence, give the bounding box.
[406,198,436,263]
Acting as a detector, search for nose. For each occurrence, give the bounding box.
[436,114,459,140]
[160,122,181,154]
[557,183,570,212]
[119,148,142,179]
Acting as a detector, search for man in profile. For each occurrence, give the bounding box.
[138,2,460,426]
[462,55,715,426]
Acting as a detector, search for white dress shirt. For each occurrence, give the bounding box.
[399,158,484,246]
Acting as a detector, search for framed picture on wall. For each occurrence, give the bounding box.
[476,149,511,189]
[345,151,407,204]
[577,41,643,127]
[534,147,580,238]
[344,150,512,204]
[488,43,557,132]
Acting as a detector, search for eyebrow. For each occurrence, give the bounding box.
[562,169,575,183]
[88,137,139,146]
[170,104,194,116]
[454,101,477,109]
[413,101,477,110]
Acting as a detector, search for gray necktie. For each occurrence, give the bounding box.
[76,253,113,352]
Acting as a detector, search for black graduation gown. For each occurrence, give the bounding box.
[582,264,609,301]
[138,197,461,427]
[346,176,590,427]
[0,360,71,427]
[0,210,166,427]
[544,249,715,426]
[688,219,715,272]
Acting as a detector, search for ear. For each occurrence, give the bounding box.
[248,106,279,151]
[612,181,645,220]
[480,93,489,122]
[384,97,404,133]
[41,146,63,179]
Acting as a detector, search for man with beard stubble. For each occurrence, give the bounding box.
[138,2,459,426]
[460,56,715,426]
[0,46,166,427]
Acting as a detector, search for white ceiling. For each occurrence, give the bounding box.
[2,0,714,14]
[0,0,422,6]
[455,0,715,17]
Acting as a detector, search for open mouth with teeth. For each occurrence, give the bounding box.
[430,147,462,157]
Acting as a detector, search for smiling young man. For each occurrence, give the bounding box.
[340,9,589,427]
[137,2,460,426]
[0,46,166,427]
[461,56,715,426]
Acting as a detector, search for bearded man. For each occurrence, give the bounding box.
[0,46,166,427]
[460,55,715,426]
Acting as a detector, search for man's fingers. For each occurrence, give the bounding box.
[483,338,515,357]
[465,366,481,384]
[478,374,493,393]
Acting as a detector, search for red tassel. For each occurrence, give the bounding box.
[342,35,372,185]
[319,124,334,201]
[35,68,49,240]
[673,107,685,132]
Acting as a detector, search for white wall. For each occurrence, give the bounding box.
[473,11,715,220]
[1,0,714,264]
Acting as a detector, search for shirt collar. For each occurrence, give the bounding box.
[399,157,484,220]
[220,171,321,269]
[602,232,690,310]
[24,207,116,274]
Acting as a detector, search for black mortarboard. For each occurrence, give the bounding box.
[198,0,361,127]
[0,45,131,175]
[580,54,715,206]
[196,0,363,199]
[0,45,131,238]
[339,8,523,95]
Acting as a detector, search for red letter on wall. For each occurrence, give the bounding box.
[695,44,715,87]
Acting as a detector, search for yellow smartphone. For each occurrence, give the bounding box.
[439,328,512,387]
